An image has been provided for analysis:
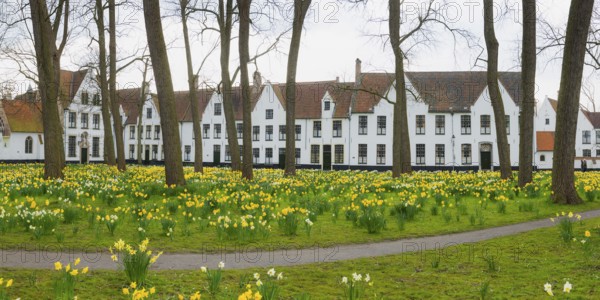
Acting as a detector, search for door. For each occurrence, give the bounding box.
[480,151,491,170]
[278,148,286,169]
[323,145,332,171]
[213,145,221,165]
[144,146,150,164]
[80,148,88,164]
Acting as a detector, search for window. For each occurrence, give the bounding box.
[461,115,471,135]
[358,116,368,135]
[152,145,158,160]
[214,103,222,116]
[184,145,191,161]
[481,115,491,134]
[237,123,243,139]
[225,145,231,161]
[25,136,33,154]
[81,92,89,105]
[81,113,88,129]
[214,124,221,139]
[295,148,301,164]
[154,125,160,139]
[596,131,600,144]
[416,115,426,135]
[435,115,445,135]
[266,125,273,141]
[358,144,367,164]
[334,145,344,164]
[92,137,100,158]
[68,112,76,128]
[583,130,591,144]
[266,109,273,119]
[313,121,321,138]
[545,118,550,125]
[377,116,386,135]
[147,108,152,119]
[324,101,331,111]
[265,148,273,164]
[540,154,545,162]
[435,144,445,165]
[597,149,600,157]
[505,115,510,135]
[253,126,260,141]
[129,145,135,159]
[145,125,151,139]
[461,144,472,165]
[376,144,386,165]
[311,145,320,164]
[68,136,76,158]
[279,125,286,140]
[253,148,260,163]
[92,94,100,106]
[295,125,301,141]
[333,120,342,137]
[583,149,592,157]
[93,114,100,130]
[416,144,425,165]
[130,126,135,139]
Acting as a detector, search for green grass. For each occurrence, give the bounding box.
[2,216,600,299]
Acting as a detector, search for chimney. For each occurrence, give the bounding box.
[336,76,340,83]
[355,58,362,85]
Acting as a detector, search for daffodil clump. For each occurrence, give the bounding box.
[213,214,270,241]
[238,285,262,300]
[110,239,162,286]
[200,261,225,295]
[543,281,573,296]
[53,258,89,300]
[340,272,373,300]
[277,207,309,236]
[0,277,14,300]
[550,211,582,243]
[122,282,156,300]
[177,291,201,300]
[253,268,283,300]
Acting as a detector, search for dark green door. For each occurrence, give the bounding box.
[278,148,286,169]
[323,145,332,171]
[145,146,150,164]
[480,151,491,170]
[213,145,221,165]
[80,148,88,164]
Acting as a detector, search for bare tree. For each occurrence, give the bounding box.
[238,0,253,179]
[137,58,150,165]
[284,0,312,177]
[518,0,536,186]
[483,0,511,179]
[551,0,594,205]
[142,0,186,185]
[29,0,70,178]
[109,0,126,171]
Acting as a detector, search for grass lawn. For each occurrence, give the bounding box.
[1,165,600,253]
[1,214,599,299]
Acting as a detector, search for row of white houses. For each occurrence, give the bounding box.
[1,59,599,170]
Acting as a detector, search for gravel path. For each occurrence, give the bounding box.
[2,209,599,271]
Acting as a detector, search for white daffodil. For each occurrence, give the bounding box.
[341,277,348,284]
[267,268,276,277]
[352,272,362,282]
[200,266,207,273]
[256,279,263,287]
[277,272,284,280]
[563,281,572,293]
[253,273,260,280]
[365,274,371,283]
[218,261,225,269]
[544,282,554,296]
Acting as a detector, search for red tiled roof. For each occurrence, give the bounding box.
[536,131,555,151]
[352,73,395,113]
[275,81,337,119]
[548,98,558,112]
[329,83,354,118]
[59,69,88,103]
[176,89,214,122]
[115,88,146,125]
[1,99,43,133]
[582,110,600,129]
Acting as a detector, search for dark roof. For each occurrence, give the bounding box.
[60,69,89,103]
[536,131,555,151]
[582,110,600,129]
[175,89,214,122]
[352,73,395,113]
[0,99,43,133]
[275,82,334,119]
[329,83,354,118]
[115,88,146,125]
[548,98,558,112]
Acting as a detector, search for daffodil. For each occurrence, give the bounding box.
[544,282,554,296]
[563,281,572,293]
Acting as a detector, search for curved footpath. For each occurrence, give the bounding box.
[2,209,600,271]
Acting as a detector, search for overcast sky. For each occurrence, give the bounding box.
[1,0,598,109]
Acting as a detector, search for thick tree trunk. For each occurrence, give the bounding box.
[29,0,66,179]
[389,0,411,177]
[238,0,253,180]
[180,0,203,173]
[518,0,536,187]
[142,0,186,186]
[137,60,149,165]
[483,0,512,179]
[219,0,241,171]
[109,0,126,171]
[95,0,116,166]
[284,0,312,177]
[551,0,594,205]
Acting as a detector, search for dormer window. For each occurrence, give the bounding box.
[545,118,550,125]
[147,107,152,119]
[92,94,101,105]
[81,92,89,105]
[214,103,222,116]
[324,101,331,111]
[266,109,273,119]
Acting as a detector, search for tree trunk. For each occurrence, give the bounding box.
[238,0,253,180]
[551,0,594,205]
[109,0,126,171]
[142,0,186,186]
[518,0,536,187]
[95,0,116,166]
[137,59,149,165]
[29,0,66,179]
[180,0,203,173]
[389,0,412,177]
[219,0,241,172]
[483,0,511,179]
[285,0,312,177]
